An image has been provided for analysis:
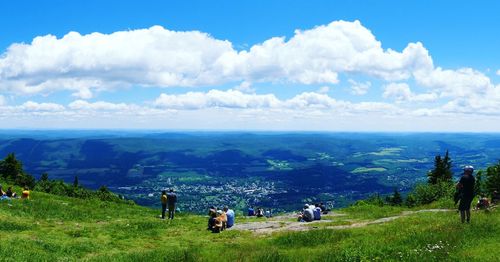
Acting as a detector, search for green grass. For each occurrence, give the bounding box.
[1,182,499,261]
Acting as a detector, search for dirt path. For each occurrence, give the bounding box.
[229,209,453,234]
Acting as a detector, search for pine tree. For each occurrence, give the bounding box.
[475,170,484,196]
[485,161,500,196]
[73,176,79,188]
[427,150,453,184]
[0,153,35,188]
[0,153,23,181]
[392,188,403,205]
[40,173,49,182]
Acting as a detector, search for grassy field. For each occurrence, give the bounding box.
[1,183,499,261]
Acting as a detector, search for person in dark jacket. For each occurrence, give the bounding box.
[457,165,475,223]
[166,189,177,220]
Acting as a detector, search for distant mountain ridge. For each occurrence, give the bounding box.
[1,131,500,212]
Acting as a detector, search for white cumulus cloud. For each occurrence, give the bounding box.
[348,79,371,95]
[383,83,437,102]
[19,101,65,111]
[414,67,492,98]
[0,21,436,97]
[154,89,281,110]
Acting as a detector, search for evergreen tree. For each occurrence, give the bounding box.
[0,153,35,188]
[386,188,403,206]
[40,173,49,182]
[405,193,417,208]
[475,170,484,196]
[0,153,23,180]
[427,150,453,184]
[73,176,79,188]
[391,188,403,205]
[485,161,500,196]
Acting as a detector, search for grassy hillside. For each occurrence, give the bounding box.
[1,184,499,261]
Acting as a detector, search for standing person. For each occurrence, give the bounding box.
[224,206,235,228]
[457,165,476,223]
[167,189,177,220]
[160,190,167,219]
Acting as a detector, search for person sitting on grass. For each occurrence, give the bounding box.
[265,209,272,218]
[0,185,9,201]
[297,204,314,222]
[224,206,235,228]
[247,207,255,216]
[212,210,224,233]
[220,209,228,231]
[6,186,17,198]
[256,208,264,218]
[475,196,490,210]
[21,186,30,200]
[313,203,322,220]
[207,209,217,231]
[208,205,217,216]
[492,191,500,205]
[319,202,329,214]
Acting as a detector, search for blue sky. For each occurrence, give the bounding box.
[1,0,499,131]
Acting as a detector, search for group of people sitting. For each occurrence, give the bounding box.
[0,184,30,200]
[297,202,328,222]
[247,207,273,218]
[474,191,500,210]
[207,206,235,233]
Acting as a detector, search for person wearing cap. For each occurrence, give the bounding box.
[456,165,476,223]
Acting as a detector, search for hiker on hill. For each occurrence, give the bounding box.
[456,165,476,223]
[166,189,177,219]
[297,204,314,222]
[160,190,167,219]
[224,206,235,228]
